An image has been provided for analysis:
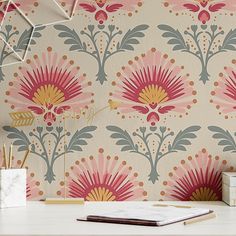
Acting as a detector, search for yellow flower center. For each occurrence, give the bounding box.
[86,187,116,201]
[190,187,218,201]
[138,84,169,105]
[33,84,65,106]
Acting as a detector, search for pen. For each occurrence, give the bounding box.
[20,147,31,168]
[8,144,13,169]
[2,144,7,168]
[184,212,216,225]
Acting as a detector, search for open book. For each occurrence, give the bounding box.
[78,205,212,226]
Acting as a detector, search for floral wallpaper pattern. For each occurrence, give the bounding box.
[0,0,235,201]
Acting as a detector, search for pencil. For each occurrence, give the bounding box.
[2,144,7,168]
[153,204,192,208]
[20,147,30,168]
[8,144,13,169]
[184,212,216,225]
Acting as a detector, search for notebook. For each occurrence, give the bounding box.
[78,205,212,226]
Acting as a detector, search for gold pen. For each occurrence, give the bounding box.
[2,144,7,169]
[8,144,13,169]
[153,204,192,208]
[184,212,216,225]
[20,147,31,168]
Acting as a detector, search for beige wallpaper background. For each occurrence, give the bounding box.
[0,0,236,201]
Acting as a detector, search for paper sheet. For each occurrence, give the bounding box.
[90,206,210,226]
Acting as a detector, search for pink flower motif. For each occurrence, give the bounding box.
[60,0,142,24]
[57,148,147,201]
[0,149,43,200]
[164,0,236,24]
[160,149,234,201]
[0,0,37,22]
[211,60,236,116]
[111,48,196,126]
[6,47,93,126]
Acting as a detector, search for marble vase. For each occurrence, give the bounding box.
[0,169,26,208]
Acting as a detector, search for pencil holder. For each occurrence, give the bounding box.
[0,169,26,208]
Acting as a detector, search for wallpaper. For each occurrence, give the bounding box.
[0,0,236,201]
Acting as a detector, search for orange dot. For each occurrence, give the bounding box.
[202,148,206,153]
[138,2,142,7]
[160,191,165,196]
[139,182,143,187]
[143,191,147,196]
[164,2,169,7]
[99,148,104,153]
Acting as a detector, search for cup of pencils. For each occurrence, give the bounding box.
[0,144,30,208]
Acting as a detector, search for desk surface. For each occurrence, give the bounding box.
[0,201,235,236]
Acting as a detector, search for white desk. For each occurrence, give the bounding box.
[0,201,235,236]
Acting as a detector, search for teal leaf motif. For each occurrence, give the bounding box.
[208,126,236,152]
[66,126,97,152]
[170,126,201,151]
[107,126,136,152]
[54,25,85,51]
[14,26,46,52]
[3,126,30,151]
[107,125,200,184]
[221,29,236,51]
[55,24,148,84]
[117,25,149,51]
[158,24,189,51]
